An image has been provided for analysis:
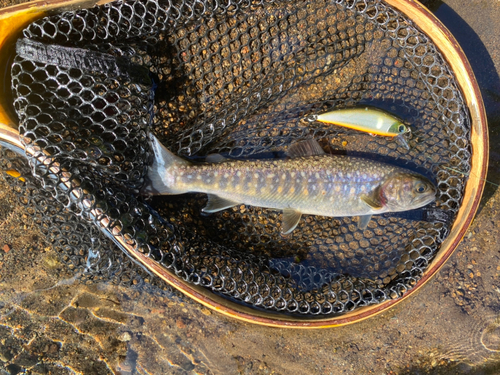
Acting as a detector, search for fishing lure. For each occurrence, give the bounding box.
[312,107,410,149]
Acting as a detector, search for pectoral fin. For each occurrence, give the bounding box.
[282,209,302,235]
[359,190,383,229]
[360,192,384,210]
[357,215,372,230]
[202,194,239,213]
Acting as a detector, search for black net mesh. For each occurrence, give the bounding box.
[2,0,471,317]
[0,146,179,293]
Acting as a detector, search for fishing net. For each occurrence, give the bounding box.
[1,0,471,317]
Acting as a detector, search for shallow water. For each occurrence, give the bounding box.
[1,0,500,374]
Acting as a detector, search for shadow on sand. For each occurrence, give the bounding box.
[399,360,500,375]
[428,1,500,210]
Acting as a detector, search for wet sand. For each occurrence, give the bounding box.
[1,0,500,374]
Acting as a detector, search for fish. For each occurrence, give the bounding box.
[143,136,436,234]
[314,107,410,149]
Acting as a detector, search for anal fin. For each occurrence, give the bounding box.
[282,208,302,235]
[202,194,239,213]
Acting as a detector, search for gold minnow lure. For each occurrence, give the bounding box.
[144,136,435,234]
[313,107,410,149]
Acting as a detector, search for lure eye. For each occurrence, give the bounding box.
[415,183,427,194]
[398,124,406,133]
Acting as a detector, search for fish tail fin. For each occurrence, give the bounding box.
[141,134,190,195]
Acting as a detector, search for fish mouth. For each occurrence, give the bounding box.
[412,188,437,208]
[415,194,436,207]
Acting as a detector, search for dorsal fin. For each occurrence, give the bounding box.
[205,153,229,163]
[286,139,326,158]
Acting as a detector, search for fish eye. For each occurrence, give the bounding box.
[415,183,427,194]
[398,124,406,133]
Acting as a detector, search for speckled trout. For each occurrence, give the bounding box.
[144,136,436,234]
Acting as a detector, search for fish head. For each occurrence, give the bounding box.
[380,172,436,211]
[388,122,409,135]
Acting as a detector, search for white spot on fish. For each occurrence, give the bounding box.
[214,171,219,177]
[224,173,229,178]
[296,179,300,183]
[254,173,259,178]
[301,172,306,177]
[267,173,275,178]
[197,175,202,180]
[291,172,296,178]
[315,173,319,178]
[350,187,355,195]
[237,171,241,177]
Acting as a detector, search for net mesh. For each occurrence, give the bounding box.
[2,0,471,317]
